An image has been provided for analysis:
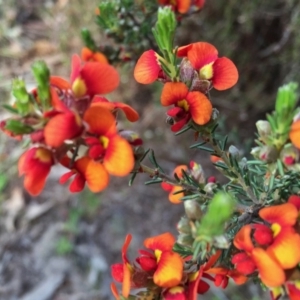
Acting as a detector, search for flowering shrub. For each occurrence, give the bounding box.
[2,1,300,299]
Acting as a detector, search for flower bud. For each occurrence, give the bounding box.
[256,120,271,143]
[228,145,240,160]
[189,161,205,183]
[177,233,194,247]
[204,182,216,194]
[259,145,279,163]
[184,200,202,220]
[280,144,299,166]
[119,130,143,146]
[177,216,191,234]
[179,58,195,86]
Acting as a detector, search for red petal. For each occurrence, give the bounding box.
[187,42,218,70]
[144,232,175,251]
[177,44,193,57]
[50,76,71,90]
[69,173,86,192]
[70,54,81,84]
[161,182,173,192]
[233,225,254,252]
[212,57,238,90]
[134,50,161,84]
[136,256,157,271]
[251,248,285,287]
[84,106,117,135]
[259,203,298,227]
[111,263,124,282]
[161,82,189,106]
[153,251,183,288]
[187,91,212,125]
[103,135,134,176]
[288,195,300,210]
[59,171,74,184]
[197,279,210,294]
[44,111,83,148]
[80,62,120,96]
[177,0,191,13]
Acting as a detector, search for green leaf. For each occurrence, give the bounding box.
[5,119,33,135]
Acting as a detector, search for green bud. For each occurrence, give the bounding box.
[275,82,298,114]
[197,192,235,238]
[31,61,50,110]
[11,79,31,115]
[177,233,194,247]
[5,119,33,135]
[256,120,271,143]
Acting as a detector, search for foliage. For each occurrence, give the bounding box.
[1,1,300,300]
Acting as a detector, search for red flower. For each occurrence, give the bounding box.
[84,107,134,177]
[139,232,184,288]
[59,156,109,193]
[44,88,84,148]
[161,164,188,204]
[158,0,191,14]
[81,47,108,64]
[18,147,54,196]
[161,82,212,131]
[134,50,164,84]
[177,42,238,91]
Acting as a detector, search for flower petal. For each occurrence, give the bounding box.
[177,0,191,13]
[81,47,108,64]
[153,251,183,288]
[103,135,134,176]
[233,224,254,252]
[50,76,71,90]
[144,232,175,251]
[288,195,300,211]
[80,62,120,96]
[134,50,161,84]
[187,42,218,70]
[212,57,239,90]
[44,111,83,148]
[251,247,285,287]
[267,228,300,269]
[70,54,81,84]
[161,82,189,106]
[84,106,117,135]
[259,203,298,227]
[187,91,212,125]
[290,120,300,149]
[169,185,184,204]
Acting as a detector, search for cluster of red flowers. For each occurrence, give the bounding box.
[158,0,205,14]
[134,42,238,132]
[111,232,247,300]
[1,49,140,196]
[232,195,300,299]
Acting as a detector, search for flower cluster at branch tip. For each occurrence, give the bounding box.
[158,0,205,14]
[134,41,238,132]
[232,195,300,297]
[111,232,246,300]
[1,51,141,196]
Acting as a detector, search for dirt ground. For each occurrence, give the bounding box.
[1,0,296,299]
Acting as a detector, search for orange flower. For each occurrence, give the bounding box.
[59,156,109,193]
[134,50,164,84]
[81,47,108,64]
[289,120,300,149]
[158,0,191,14]
[161,164,188,203]
[161,82,212,131]
[232,225,286,287]
[51,54,119,99]
[140,232,184,288]
[177,42,238,91]
[44,88,84,148]
[91,96,139,122]
[18,147,54,196]
[84,107,134,177]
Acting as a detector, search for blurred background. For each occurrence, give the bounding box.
[0,0,299,299]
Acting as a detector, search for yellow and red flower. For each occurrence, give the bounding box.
[59,155,109,193]
[232,224,286,287]
[161,82,212,131]
[84,106,134,177]
[44,88,84,148]
[138,232,184,288]
[134,50,165,84]
[51,54,119,99]
[81,47,108,64]
[289,120,300,149]
[161,164,188,204]
[258,203,300,269]
[177,42,238,91]
[18,147,54,196]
